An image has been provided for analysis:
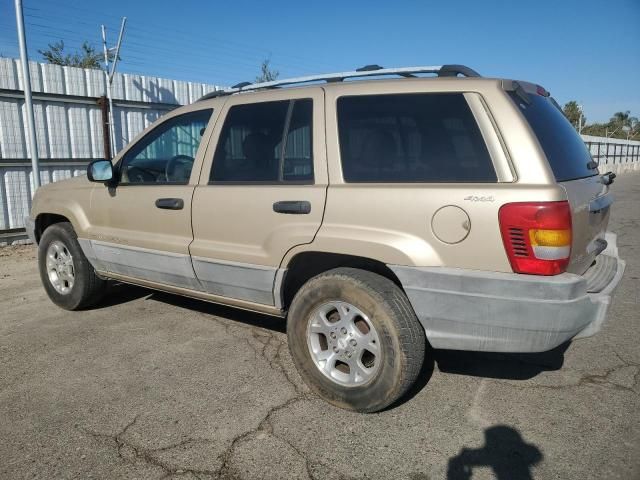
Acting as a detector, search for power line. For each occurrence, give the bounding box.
[23,2,337,71]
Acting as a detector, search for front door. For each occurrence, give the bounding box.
[189,89,327,306]
[85,107,215,289]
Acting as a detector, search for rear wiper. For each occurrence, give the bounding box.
[601,171,616,185]
[587,160,598,170]
[511,81,531,106]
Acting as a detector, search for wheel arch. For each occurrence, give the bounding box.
[34,213,73,244]
[279,251,405,310]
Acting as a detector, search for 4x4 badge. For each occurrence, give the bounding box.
[464,195,494,202]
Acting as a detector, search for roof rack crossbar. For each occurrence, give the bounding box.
[198,64,480,101]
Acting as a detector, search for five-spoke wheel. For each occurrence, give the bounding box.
[307,301,381,386]
[288,267,426,413]
[45,240,75,295]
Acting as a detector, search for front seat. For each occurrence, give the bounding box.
[242,132,277,181]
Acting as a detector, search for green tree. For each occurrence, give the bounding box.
[562,101,586,130]
[609,111,638,131]
[255,58,279,83]
[38,41,115,70]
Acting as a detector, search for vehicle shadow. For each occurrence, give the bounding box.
[91,283,151,309]
[434,342,570,380]
[149,290,287,333]
[447,424,543,480]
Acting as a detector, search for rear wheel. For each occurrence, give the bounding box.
[287,268,425,412]
[38,222,106,310]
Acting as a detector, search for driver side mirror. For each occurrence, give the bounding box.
[87,160,114,183]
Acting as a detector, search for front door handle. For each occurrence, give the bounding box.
[273,200,311,214]
[155,198,184,210]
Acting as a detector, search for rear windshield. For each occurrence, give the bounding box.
[508,92,598,182]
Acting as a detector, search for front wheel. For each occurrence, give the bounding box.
[38,222,106,310]
[287,268,426,412]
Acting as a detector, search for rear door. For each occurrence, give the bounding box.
[189,89,327,306]
[508,91,609,274]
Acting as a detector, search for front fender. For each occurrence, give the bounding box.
[31,180,94,238]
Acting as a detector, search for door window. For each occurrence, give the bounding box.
[210,99,313,183]
[119,109,213,184]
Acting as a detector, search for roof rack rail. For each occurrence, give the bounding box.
[198,64,480,101]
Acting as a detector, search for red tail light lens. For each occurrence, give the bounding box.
[498,201,572,275]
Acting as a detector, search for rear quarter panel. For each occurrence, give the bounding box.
[294,79,567,271]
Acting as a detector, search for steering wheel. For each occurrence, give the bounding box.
[126,166,157,183]
[165,154,195,182]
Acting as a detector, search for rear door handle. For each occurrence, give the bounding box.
[155,198,184,210]
[273,201,311,214]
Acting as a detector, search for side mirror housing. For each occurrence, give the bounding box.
[87,160,114,183]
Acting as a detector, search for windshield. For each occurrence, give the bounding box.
[508,92,598,182]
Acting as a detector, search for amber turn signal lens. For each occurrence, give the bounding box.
[529,229,571,247]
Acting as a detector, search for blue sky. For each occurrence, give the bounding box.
[0,0,638,123]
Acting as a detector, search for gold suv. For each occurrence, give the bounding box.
[27,65,625,412]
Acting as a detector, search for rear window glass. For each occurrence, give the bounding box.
[508,92,598,182]
[337,93,497,183]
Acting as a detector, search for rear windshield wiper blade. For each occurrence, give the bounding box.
[511,81,532,106]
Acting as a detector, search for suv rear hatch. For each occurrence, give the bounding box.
[507,84,611,275]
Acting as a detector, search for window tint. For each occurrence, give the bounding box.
[508,92,598,182]
[120,109,212,184]
[211,99,313,183]
[337,93,496,183]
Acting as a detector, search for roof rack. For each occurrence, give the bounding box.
[198,64,480,101]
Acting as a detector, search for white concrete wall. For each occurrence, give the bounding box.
[582,135,640,174]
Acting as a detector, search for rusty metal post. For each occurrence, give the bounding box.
[97,96,112,160]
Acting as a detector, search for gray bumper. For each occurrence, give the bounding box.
[389,232,625,353]
[24,216,37,244]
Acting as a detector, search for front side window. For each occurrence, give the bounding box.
[119,109,213,184]
[337,93,496,183]
[210,99,313,183]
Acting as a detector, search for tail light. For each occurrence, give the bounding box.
[498,201,572,275]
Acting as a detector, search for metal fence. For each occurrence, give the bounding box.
[582,134,640,172]
[0,58,219,240]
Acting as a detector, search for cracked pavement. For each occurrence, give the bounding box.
[1,173,639,479]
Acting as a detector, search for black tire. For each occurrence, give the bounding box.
[38,222,106,310]
[287,268,425,413]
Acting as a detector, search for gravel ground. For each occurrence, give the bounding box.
[1,173,639,480]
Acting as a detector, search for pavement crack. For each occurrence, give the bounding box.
[493,362,640,394]
[77,415,219,478]
[194,310,306,396]
[217,395,312,479]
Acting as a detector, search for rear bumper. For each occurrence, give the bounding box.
[389,232,625,353]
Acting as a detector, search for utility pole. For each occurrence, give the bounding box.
[101,17,126,158]
[14,0,40,189]
[577,104,583,135]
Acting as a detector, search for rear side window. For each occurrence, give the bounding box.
[337,93,496,183]
[508,92,597,182]
[211,99,313,183]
